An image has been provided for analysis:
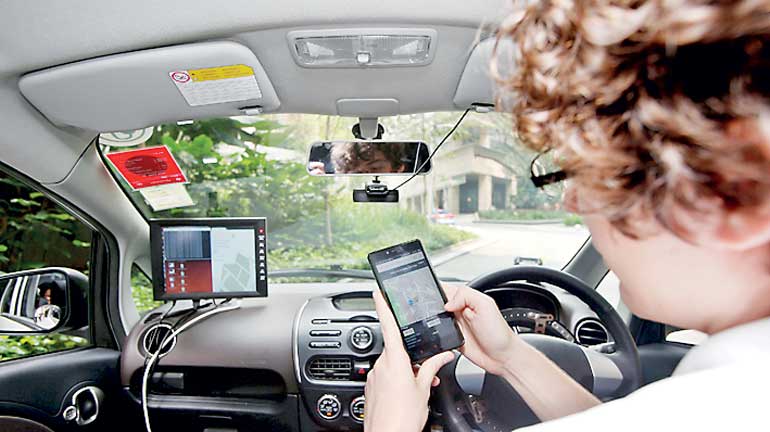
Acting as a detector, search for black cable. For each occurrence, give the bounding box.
[174,300,209,329]
[144,301,176,368]
[393,108,472,191]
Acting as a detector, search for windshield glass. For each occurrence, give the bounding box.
[100,112,588,281]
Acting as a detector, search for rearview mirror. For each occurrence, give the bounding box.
[0,268,88,334]
[307,141,432,176]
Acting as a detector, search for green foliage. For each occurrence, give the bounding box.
[0,334,89,362]
[131,266,162,315]
[479,209,565,220]
[116,117,329,230]
[0,174,91,272]
[269,202,475,270]
[478,208,583,226]
[513,176,564,209]
[102,116,477,314]
[563,213,583,226]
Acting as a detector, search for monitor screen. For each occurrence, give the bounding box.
[150,218,267,300]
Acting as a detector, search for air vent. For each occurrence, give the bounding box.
[142,323,177,358]
[307,357,352,381]
[575,319,608,346]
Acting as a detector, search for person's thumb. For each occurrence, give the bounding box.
[416,351,456,390]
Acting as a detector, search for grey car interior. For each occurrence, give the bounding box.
[0,1,691,431]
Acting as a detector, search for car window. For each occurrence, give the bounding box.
[0,169,91,362]
[100,112,589,282]
[666,327,708,346]
[597,271,621,310]
[131,264,160,315]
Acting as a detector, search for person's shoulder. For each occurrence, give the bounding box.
[519,361,769,431]
[676,317,770,374]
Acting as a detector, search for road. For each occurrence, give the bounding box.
[432,218,590,281]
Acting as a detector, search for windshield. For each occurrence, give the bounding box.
[100,112,588,281]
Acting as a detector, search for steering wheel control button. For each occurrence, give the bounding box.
[310,330,341,337]
[352,360,371,380]
[350,326,374,351]
[309,341,341,349]
[350,396,366,423]
[316,394,341,420]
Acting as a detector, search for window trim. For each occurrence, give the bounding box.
[0,151,122,349]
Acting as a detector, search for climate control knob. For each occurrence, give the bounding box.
[316,394,341,420]
[350,326,374,351]
[350,395,366,423]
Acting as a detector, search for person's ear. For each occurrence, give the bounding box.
[711,209,770,251]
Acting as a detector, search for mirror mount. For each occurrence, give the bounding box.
[352,118,383,139]
[353,176,399,203]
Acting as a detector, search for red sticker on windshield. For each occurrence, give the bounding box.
[105,146,187,190]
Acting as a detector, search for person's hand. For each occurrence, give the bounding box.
[307,161,325,176]
[443,284,520,376]
[364,290,455,432]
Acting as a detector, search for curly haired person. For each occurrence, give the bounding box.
[364,1,770,430]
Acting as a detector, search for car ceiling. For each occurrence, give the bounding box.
[0,0,509,331]
[1,0,508,176]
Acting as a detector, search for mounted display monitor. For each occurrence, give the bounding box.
[150,218,267,301]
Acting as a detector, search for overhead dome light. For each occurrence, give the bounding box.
[288,28,437,68]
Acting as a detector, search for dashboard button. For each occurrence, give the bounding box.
[309,341,342,349]
[350,326,374,351]
[317,394,341,420]
[352,360,371,380]
[310,330,342,337]
[350,396,365,423]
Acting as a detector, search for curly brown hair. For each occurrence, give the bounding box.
[494,0,770,238]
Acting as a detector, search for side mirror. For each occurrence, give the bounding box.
[0,268,88,334]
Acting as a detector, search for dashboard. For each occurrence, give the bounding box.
[120,281,608,431]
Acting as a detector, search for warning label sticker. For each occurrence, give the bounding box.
[105,145,187,190]
[139,183,194,211]
[169,64,262,106]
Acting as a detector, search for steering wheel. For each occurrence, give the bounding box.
[435,266,641,431]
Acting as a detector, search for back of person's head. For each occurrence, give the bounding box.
[494,0,770,239]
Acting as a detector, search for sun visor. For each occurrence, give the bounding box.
[19,41,280,132]
[453,38,513,108]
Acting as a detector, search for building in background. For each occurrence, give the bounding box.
[399,126,517,215]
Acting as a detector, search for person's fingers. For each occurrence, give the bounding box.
[416,351,455,390]
[445,286,496,314]
[372,290,407,357]
[364,372,375,402]
[432,376,441,387]
[412,365,442,386]
[441,283,460,299]
[444,285,476,312]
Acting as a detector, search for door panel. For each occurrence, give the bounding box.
[0,348,128,431]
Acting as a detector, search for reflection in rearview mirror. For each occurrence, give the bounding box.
[307,141,431,176]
